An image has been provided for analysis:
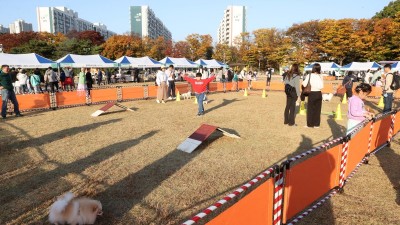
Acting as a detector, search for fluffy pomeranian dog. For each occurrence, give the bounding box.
[181,91,191,100]
[322,93,334,102]
[49,192,103,225]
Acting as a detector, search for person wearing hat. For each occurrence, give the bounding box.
[0,65,23,119]
[183,72,216,116]
[156,66,168,103]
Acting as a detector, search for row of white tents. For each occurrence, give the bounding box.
[0,53,228,69]
[0,53,399,72]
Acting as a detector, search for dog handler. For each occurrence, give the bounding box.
[183,72,215,116]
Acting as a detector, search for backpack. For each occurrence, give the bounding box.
[390,73,400,90]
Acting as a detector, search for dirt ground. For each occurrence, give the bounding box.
[0,88,399,225]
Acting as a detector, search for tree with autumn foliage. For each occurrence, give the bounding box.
[101,34,143,60]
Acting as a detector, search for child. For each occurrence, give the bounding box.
[375,77,382,87]
[183,72,216,116]
[347,83,374,134]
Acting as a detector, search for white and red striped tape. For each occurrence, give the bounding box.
[367,121,374,154]
[388,114,396,142]
[273,169,285,225]
[181,167,274,225]
[339,140,349,188]
[288,137,344,163]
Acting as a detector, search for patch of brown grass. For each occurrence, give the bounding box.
[0,89,399,225]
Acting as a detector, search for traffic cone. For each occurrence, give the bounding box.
[244,88,248,97]
[342,93,347,104]
[334,104,343,120]
[176,91,181,101]
[262,89,266,98]
[378,96,384,108]
[299,101,306,115]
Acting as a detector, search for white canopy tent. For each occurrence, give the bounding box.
[340,62,382,71]
[57,54,118,68]
[0,53,57,68]
[304,62,341,72]
[159,57,198,68]
[195,59,228,68]
[391,61,400,71]
[115,56,162,68]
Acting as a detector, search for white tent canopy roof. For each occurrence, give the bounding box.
[340,62,382,71]
[0,53,57,68]
[391,61,400,71]
[159,57,198,68]
[195,59,228,68]
[57,54,118,68]
[115,56,162,68]
[304,62,341,71]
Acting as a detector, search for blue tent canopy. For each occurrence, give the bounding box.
[0,53,57,68]
[57,54,117,68]
[341,62,381,71]
[159,57,198,68]
[304,62,341,71]
[114,56,162,68]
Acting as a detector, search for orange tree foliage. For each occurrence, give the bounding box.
[101,35,143,60]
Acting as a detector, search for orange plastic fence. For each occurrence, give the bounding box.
[56,92,86,107]
[91,89,118,103]
[344,123,372,177]
[370,116,392,150]
[206,178,274,225]
[282,145,342,223]
[394,111,400,135]
[17,94,51,110]
[122,86,145,100]
[148,86,158,98]
[175,83,190,94]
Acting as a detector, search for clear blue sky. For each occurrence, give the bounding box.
[0,0,393,42]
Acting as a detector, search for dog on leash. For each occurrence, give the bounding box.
[49,192,103,225]
[322,93,334,102]
[181,91,191,100]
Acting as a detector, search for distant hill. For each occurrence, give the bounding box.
[373,0,400,19]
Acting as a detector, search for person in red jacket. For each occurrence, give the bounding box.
[183,72,216,116]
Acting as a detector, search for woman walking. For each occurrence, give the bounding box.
[283,63,301,126]
[302,63,324,128]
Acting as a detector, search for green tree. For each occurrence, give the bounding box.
[10,39,56,59]
[373,0,400,19]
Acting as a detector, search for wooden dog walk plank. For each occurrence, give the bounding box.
[178,124,240,153]
[91,102,133,117]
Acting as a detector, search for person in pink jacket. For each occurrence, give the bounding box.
[347,83,374,134]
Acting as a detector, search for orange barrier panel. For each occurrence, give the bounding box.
[209,83,218,92]
[122,86,144,100]
[323,76,336,81]
[282,145,341,222]
[225,82,233,90]
[207,179,274,225]
[56,91,86,107]
[370,116,392,150]
[176,83,190,94]
[344,123,371,178]
[91,89,118,103]
[321,83,334,94]
[369,86,383,97]
[269,82,284,91]
[394,111,400,135]
[396,91,400,99]
[238,81,246,89]
[17,94,51,110]
[148,86,158,98]
[251,81,266,90]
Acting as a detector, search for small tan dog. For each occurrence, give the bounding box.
[49,192,103,225]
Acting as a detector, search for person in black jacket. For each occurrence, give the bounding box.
[85,68,94,96]
[342,71,357,98]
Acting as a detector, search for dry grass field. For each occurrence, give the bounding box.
[0,87,399,225]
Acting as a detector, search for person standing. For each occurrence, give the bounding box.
[382,64,394,113]
[166,65,176,100]
[30,70,41,94]
[302,63,324,128]
[97,68,103,86]
[183,72,216,116]
[342,71,357,98]
[77,68,88,96]
[17,69,29,94]
[86,68,94,96]
[370,67,382,85]
[266,67,272,87]
[364,69,373,84]
[156,66,168,103]
[0,65,23,119]
[284,64,301,126]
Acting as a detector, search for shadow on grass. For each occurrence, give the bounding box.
[0,130,158,212]
[326,115,346,139]
[375,144,400,205]
[1,119,123,156]
[365,100,382,114]
[95,130,226,224]
[205,98,240,114]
